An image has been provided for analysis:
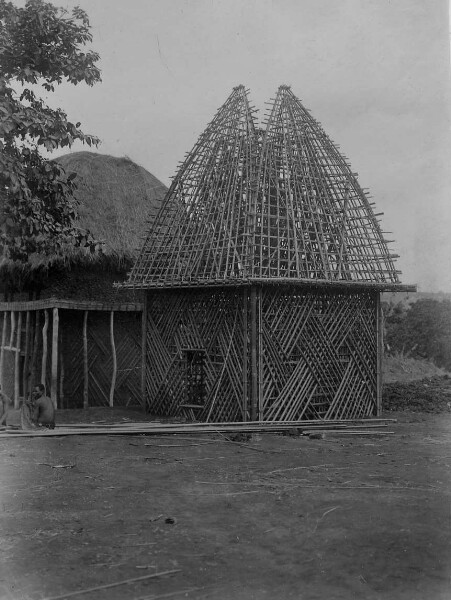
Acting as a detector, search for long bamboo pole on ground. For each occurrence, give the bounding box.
[109,310,117,407]
[83,310,89,409]
[41,310,49,388]
[0,311,7,391]
[22,311,31,400]
[50,308,59,409]
[14,312,22,409]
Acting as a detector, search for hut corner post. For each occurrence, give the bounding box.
[376,292,383,416]
[250,285,261,422]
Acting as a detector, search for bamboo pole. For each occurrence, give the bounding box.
[257,287,263,420]
[51,308,59,409]
[109,310,117,407]
[242,288,248,421]
[59,347,65,409]
[14,312,22,409]
[376,293,383,416]
[83,310,89,409]
[41,309,49,387]
[30,310,40,391]
[9,311,16,348]
[22,311,31,400]
[0,311,7,391]
[250,286,258,421]
[140,296,147,410]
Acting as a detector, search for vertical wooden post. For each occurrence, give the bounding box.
[30,310,40,391]
[59,350,65,409]
[109,311,117,407]
[9,311,16,348]
[140,297,147,411]
[41,310,49,387]
[0,311,7,391]
[14,312,22,409]
[50,307,59,409]
[250,285,258,421]
[257,287,263,420]
[242,288,248,421]
[22,311,31,400]
[83,310,89,409]
[376,292,383,416]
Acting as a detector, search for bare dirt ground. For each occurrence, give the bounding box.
[1,404,450,600]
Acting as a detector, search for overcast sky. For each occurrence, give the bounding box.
[40,0,451,292]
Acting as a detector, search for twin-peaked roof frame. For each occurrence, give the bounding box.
[124,85,414,292]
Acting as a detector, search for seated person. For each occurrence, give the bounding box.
[31,384,56,429]
[0,388,14,426]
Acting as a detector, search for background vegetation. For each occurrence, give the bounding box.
[383,297,451,372]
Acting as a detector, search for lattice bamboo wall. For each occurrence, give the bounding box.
[61,310,142,408]
[144,286,380,422]
[0,308,142,408]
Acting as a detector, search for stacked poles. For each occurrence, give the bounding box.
[126,85,400,289]
[0,417,397,439]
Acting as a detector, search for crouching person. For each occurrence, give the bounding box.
[0,388,14,426]
[32,384,56,429]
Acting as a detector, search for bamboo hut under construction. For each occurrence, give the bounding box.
[0,153,167,409]
[122,85,415,422]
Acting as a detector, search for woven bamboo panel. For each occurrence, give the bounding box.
[146,289,246,422]
[61,310,142,408]
[144,287,378,422]
[261,288,378,421]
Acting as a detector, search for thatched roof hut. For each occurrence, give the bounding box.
[56,152,167,265]
[0,152,167,408]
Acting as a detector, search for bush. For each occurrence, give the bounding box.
[383,299,451,371]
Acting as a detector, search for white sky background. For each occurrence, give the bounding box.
[39,0,451,292]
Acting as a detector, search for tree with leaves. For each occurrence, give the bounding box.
[0,0,102,292]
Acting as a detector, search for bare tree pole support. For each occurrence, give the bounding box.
[50,308,59,409]
[41,310,49,388]
[250,286,258,421]
[9,311,16,348]
[0,311,7,391]
[140,298,147,411]
[22,311,31,400]
[14,312,22,409]
[83,310,89,409]
[30,310,40,391]
[376,293,383,416]
[109,311,117,407]
[59,348,65,409]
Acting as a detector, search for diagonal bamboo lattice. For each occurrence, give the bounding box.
[144,288,379,422]
[260,287,378,420]
[126,85,400,289]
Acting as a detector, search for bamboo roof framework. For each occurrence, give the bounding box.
[125,85,411,291]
